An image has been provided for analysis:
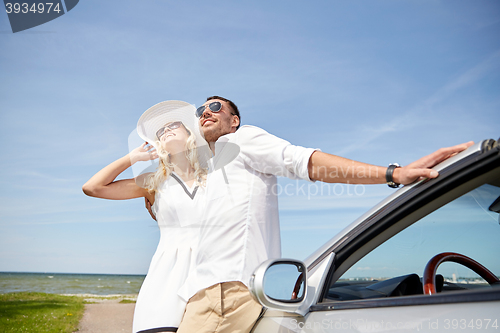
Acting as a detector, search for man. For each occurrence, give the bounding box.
[150,96,472,333]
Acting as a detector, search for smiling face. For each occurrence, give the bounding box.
[198,99,240,143]
[157,121,190,154]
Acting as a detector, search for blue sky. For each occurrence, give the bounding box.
[0,0,499,275]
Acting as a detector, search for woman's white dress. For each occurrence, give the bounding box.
[132,173,205,333]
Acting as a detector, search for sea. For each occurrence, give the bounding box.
[0,272,146,295]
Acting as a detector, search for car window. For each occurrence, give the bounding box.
[326,183,500,302]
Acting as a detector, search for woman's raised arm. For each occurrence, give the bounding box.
[82,143,157,203]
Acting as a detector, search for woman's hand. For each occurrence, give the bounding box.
[130,142,158,164]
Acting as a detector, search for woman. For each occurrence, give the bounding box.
[83,100,209,333]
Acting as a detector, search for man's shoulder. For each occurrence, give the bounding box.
[237,124,266,133]
[231,125,270,139]
[218,125,284,148]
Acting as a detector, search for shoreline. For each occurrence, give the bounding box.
[0,272,145,296]
[61,293,138,298]
[0,271,146,276]
[1,291,138,298]
[63,293,138,303]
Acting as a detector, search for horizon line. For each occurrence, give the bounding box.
[0,271,146,276]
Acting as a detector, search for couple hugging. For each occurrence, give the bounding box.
[83,96,472,333]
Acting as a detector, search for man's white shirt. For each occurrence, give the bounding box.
[178,125,317,301]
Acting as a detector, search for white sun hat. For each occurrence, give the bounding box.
[136,100,207,150]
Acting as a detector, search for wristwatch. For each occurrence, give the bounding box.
[386,163,401,188]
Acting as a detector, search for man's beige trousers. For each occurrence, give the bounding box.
[177,281,263,333]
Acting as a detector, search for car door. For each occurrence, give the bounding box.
[252,139,500,333]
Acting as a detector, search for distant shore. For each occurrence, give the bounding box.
[0,272,145,295]
[61,293,138,299]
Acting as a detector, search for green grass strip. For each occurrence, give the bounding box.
[0,292,85,333]
[119,299,136,304]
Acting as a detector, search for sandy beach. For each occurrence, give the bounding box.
[76,295,136,333]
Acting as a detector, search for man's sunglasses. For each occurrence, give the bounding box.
[195,101,222,118]
[156,121,182,140]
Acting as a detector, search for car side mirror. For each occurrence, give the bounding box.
[249,259,307,312]
[488,195,500,224]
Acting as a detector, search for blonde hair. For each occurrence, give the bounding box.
[144,125,207,193]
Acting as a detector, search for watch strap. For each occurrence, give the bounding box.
[386,163,401,188]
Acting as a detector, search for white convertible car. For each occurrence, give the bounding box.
[250,139,500,333]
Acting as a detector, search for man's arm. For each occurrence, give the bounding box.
[308,141,474,185]
[145,197,157,221]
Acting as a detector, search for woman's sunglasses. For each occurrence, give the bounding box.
[195,101,222,118]
[156,121,182,140]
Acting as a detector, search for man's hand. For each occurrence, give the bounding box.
[393,141,474,185]
[145,197,156,221]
